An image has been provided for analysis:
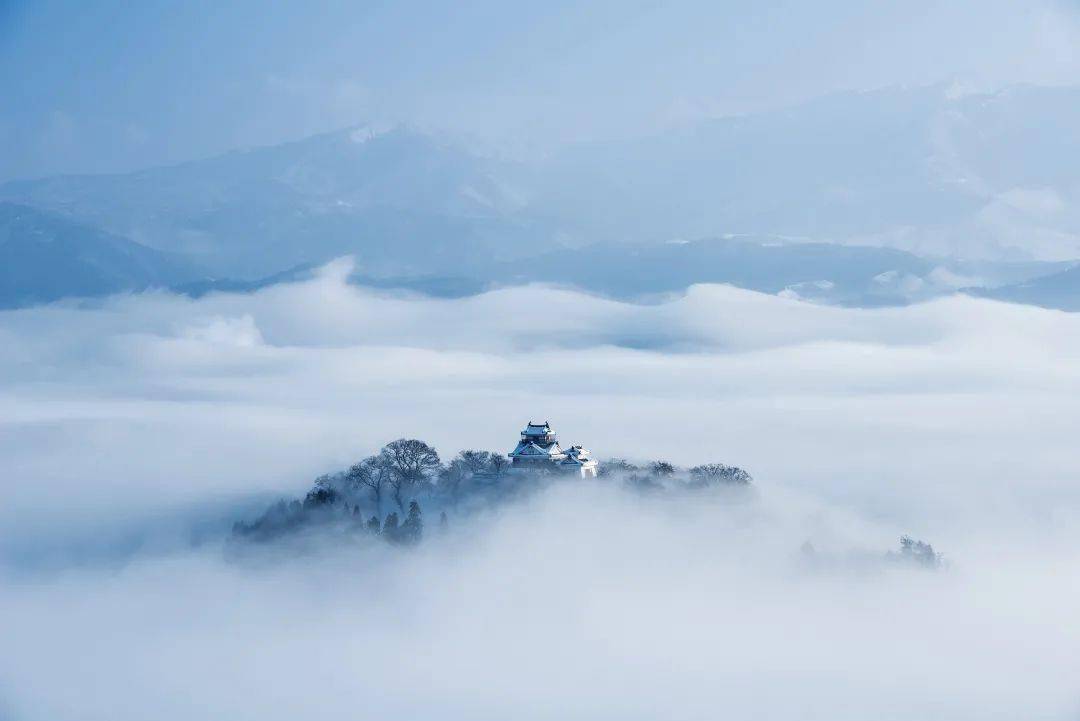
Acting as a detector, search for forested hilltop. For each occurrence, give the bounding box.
[231,437,941,570]
[232,437,753,546]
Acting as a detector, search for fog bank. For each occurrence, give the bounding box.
[2,261,1080,718]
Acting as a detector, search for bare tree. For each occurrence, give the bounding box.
[380,439,441,511]
[346,455,390,514]
[488,453,510,477]
[438,457,470,507]
[457,449,495,474]
[598,458,639,478]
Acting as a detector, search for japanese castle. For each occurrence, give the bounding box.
[508,421,599,478]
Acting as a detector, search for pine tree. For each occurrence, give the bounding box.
[401,501,423,544]
[382,512,400,541]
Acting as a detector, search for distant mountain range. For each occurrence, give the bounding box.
[966,263,1080,310]
[0,127,543,280]
[480,236,1066,307]
[2,84,1080,310]
[0,203,201,308]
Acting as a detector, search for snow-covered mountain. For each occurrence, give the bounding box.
[3,84,1080,308]
[0,126,541,279]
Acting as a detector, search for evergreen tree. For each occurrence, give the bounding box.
[688,463,752,487]
[366,515,381,533]
[649,460,676,478]
[303,487,338,509]
[401,501,423,544]
[382,512,400,541]
[898,535,941,569]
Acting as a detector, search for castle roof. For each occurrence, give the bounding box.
[522,421,552,437]
[509,439,566,459]
[560,445,596,466]
[506,421,599,476]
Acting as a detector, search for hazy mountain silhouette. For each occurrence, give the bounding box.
[0,203,200,308]
[4,85,1080,308]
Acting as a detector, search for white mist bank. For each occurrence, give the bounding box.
[3,485,1080,721]
[2,259,1080,719]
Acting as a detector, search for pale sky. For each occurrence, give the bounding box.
[2,0,1079,180]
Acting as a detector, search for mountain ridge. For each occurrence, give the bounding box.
[0,202,202,308]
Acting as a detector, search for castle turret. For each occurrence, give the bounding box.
[560,445,598,478]
[507,421,598,477]
[508,421,566,466]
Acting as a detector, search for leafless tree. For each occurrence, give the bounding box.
[489,453,510,476]
[346,455,390,514]
[438,457,470,507]
[457,449,495,474]
[380,438,441,511]
[598,458,638,478]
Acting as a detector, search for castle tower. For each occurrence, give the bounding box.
[508,421,566,467]
[507,421,599,477]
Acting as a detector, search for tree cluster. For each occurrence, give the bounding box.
[599,458,753,492]
[234,438,754,545]
[893,535,942,569]
[234,439,513,544]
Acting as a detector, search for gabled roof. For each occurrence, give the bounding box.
[522,421,552,436]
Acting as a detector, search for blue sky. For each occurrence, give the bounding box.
[2,0,1079,180]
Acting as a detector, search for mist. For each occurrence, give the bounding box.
[3,0,1080,179]
[4,1,1080,715]
[2,263,1080,718]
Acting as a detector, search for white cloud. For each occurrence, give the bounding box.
[2,265,1080,719]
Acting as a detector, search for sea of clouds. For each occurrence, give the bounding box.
[2,258,1080,720]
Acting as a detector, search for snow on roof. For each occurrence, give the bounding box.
[509,440,565,458]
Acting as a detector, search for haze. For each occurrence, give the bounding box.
[3,2,1080,719]
[3,0,1080,179]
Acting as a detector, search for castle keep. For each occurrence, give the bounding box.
[507,421,598,478]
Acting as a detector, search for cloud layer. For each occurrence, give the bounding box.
[2,261,1080,719]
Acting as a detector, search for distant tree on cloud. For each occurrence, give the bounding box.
[688,463,752,487]
[649,460,676,478]
[896,535,941,569]
[598,458,639,477]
